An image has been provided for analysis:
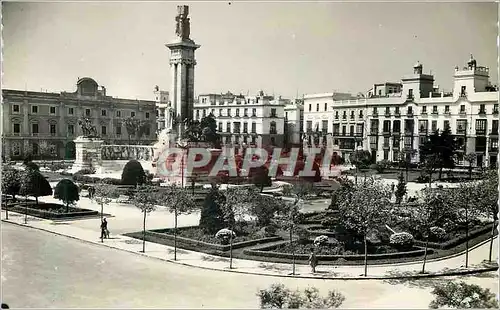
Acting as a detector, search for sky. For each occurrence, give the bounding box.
[2,1,498,101]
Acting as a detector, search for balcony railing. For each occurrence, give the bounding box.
[490,129,499,136]
[335,115,339,120]
[431,111,438,115]
[489,146,498,153]
[493,110,499,115]
[419,127,427,134]
[394,112,401,117]
[382,129,391,135]
[476,129,486,135]
[479,110,487,115]
[407,112,414,117]
[457,129,466,135]
[384,112,391,117]
[372,113,379,117]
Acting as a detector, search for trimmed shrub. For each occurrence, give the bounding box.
[121,160,146,186]
[215,228,236,245]
[75,168,95,175]
[53,179,80,213]
[390,232,414,250]
[101,177,122,185]
[49,163,66,172]
[296,227,310,245]
[374,160,390,173]
[430,226,446,241]
[313,235,329,247]
[263,224,278,237]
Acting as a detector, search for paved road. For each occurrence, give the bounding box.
[2,223,498,308]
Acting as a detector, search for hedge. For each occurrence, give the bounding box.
[413,223,497,250]
[125,227,282,253]
[3,203,98,219]
[243,241,432,261]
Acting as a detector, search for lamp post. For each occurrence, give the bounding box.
[175,138,189,261]
[354,137,363,185]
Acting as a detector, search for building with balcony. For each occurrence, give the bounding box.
[193,91,286,148]
[303,55,499,168]
[2,77,157,160]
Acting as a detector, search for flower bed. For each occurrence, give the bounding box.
[3,202,99,219]
[124,226,282,255]
[414,223,497,250]
[243,240,431,262]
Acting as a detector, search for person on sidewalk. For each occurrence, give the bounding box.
[100,218,109,239]
[308,247,318,273]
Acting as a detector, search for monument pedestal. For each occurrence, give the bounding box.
[70,136,104,173]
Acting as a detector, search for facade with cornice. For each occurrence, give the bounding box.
[303,56,499,168]
[2,77,157,160]
[193,91,286,148]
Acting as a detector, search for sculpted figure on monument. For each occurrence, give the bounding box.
[175,5,190,40]
[78,118,98,138]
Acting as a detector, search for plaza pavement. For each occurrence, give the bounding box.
[2,190,498,280]
[6,222,498,309]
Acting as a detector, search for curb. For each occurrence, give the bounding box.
[3,219,498,281]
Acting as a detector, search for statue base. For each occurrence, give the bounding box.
[69,136,104,174]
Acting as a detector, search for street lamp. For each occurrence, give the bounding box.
[354,137,363,185]
[177,139,189,188]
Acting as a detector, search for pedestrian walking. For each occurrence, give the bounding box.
[308,247,318,273]
[390,182,395,193]
[101,218,109,239]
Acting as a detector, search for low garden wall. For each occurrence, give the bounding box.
[4,202,98,220]
[243,241,433,262]
[414,223,497,250]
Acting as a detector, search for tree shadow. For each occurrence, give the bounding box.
[201,255,229,263]
[258,263,291,272]
[166,248,189,255]
[383,270,450,289]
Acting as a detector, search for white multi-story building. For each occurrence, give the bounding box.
[193,91,286,147]
[303,56,499,168]
[284,98,304,146]
[153,86,170,133]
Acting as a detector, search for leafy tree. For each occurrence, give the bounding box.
[249,194,282,227]
[257,283,345,309]
[157,184,197,260]
[398,148,417,182]
[19,169,53,206]
[90,182,119,242]
[54,179,80,213]
[133,185,158,252]
[394,173,407,206]
[276,186,305,275]
[329,177,354,211]
[222,186,258,268]
[412,187,448,273]
[429,281,499,309]
[351,150,372,184]
[475,169,499,262]
[337,177,392,276]
[121,160,146,186]
[251,166,272,192]
[2,167,21,219]
[2,167,21,201]
[199,186,226,234]
[124,117,140,145]
[420,153,439,187]
[464,153,477,180]
[136,121,150,143]
[420,127,459,179]
[183,114,221,147]
[443,183,483,268]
